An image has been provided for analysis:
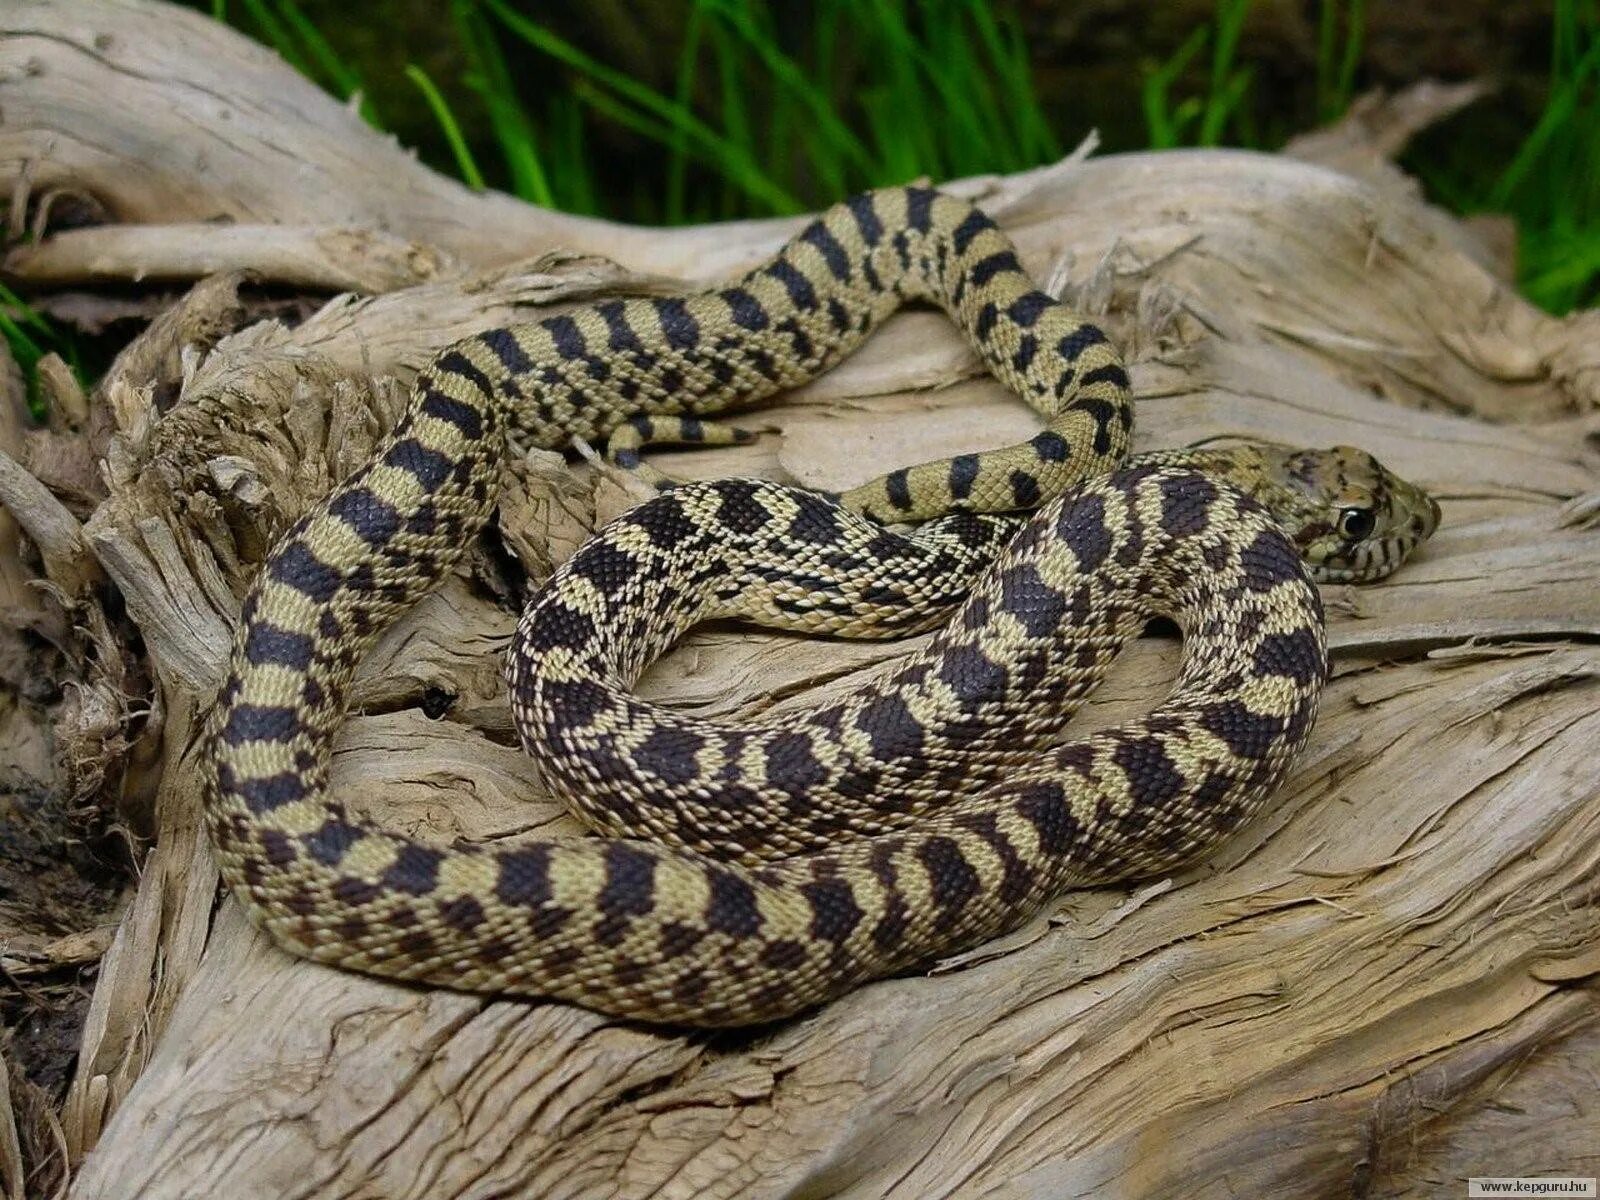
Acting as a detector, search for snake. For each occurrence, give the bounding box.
[506,443,1436,869]
[206,186,1441,1026]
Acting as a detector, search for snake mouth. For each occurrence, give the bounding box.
[1311,522,1437,584]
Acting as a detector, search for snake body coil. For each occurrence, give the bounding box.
[208,187,1435,1025]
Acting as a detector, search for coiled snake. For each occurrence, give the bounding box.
[208,187,1439,1025]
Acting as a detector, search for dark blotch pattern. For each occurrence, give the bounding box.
[652,298,700,351]
[951,206,994,252]
[385,439,453,492]
[633,726,705,788]
[1058,493,1113,572]
[1015,782,1077,856]
[788,492,841,544]
[598,300,646,354]
[1007,292,1050,327]
[885,469,913,512]
[1200,700,1283,760]
[705,870,762,937]
[221,704,298,746]
[724,287,770,331]
[1111,737,1186,807]
[1241,528,1308,592]
[904,186,935,233]
[302,820,360,867]
[270,542,341,603]
[766,259,819,311]
[629,495,700,550]
[1030,431,1069,463]
[1009,470,1041,510]
[918,837,980,910]
[439,894,486,934]
[329,488,399,548]
[521,599,597,653]
[433,350,492,395]
[382,844,444,896]
[856,694,925,760]
[245,623,314,670]
[801,878,863,944]
[998,563,1067,638]
[569,541,638,598]
[871,894,910,951]
[968,250,1020,287]
[1013,334,1038,374]
[1079,398,1119,457]
[716,480,774,534]
[800,220,853,281]
[1253,626,1326,686]
[1159,474,1219,537]
[541,314,587,360]
[597,844,657,920]
[760,939,808,971]
[948,454,980,501]
[237,772,307,813]
[539,677,611,729]
[1080,363,1130,391]
[766,732,828,795]
[846,192,884,245]
[421,389,485,440]
[939,643,1008,709]
[477,329,532,375]
[494,845,552,908]
[1057,325,1107,361]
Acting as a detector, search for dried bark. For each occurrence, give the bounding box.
[0,3,1597,1198]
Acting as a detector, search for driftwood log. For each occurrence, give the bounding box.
[2,2,1598,1196]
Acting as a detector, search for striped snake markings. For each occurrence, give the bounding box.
[208,187,1439,1024]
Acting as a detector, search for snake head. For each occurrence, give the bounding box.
[1271,445,1441,583]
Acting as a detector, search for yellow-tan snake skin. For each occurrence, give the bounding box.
[208,186,1440,1026]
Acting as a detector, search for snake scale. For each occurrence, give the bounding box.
[208,186,1440,1025]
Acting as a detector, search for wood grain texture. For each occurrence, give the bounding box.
[0,2,1594,1195]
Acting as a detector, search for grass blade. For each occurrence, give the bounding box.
[483,0,800,212]
[405,65,485,190]
[1143,26,1208,149]
[452,0,552,206]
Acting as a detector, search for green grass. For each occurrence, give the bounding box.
[0,284,86,419]
[179,0,1600,316]
[190,0,1600,315]
[462,0,1061,220]
[1316,0,1366,124]
[4,0,1597,417]
[202,0,1057,221]
[1140,5,1254,153]
[1472,0,1600,312]
[1142,0,1600,313]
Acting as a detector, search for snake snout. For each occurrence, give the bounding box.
[1421,493,1443,537]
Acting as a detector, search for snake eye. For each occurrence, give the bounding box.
[1337,507,1375,541]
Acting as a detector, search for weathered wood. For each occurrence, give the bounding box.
[4,224,458,294]
[0,2,1596,1197]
